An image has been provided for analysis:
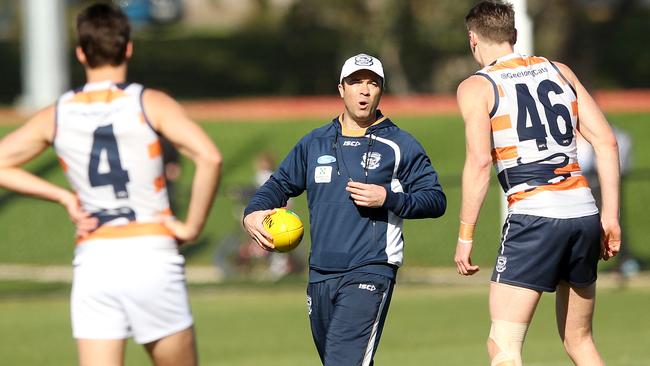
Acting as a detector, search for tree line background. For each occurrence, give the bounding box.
[0,0,648,104]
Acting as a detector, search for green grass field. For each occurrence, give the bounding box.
[0,282,649,365]
[0,112,649,365]
[0,112,648,267]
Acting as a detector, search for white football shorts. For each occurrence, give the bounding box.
[71,236,193,344]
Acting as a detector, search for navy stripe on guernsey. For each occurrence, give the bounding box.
[138,87,159,134]
[549,62,577,96]
[475,72,499,118]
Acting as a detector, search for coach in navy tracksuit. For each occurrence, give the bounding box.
[243,53,446,366]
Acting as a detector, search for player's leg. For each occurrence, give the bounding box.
[307,280,334,363]
[322,273,394,366]
[488,214,571,366]
[126,239,196,364]
[72,243,131,366]
[555,282,604,365]
[555,214,604,365]
[144,326,197,366]
[488,282,541,366]
[77,339,126,366]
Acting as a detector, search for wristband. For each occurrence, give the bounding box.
[459,220,476,242]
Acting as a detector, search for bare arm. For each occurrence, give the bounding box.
[143,89,222,243]
[455,75,494,275]
[0,106,93,234]
[554,62,621,260]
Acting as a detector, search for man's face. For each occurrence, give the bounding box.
[338,69,383,124]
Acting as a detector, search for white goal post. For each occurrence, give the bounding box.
[19,0,68,112]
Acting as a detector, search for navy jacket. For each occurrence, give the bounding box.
[245,113,446,280]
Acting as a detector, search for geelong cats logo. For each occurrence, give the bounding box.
[496,256,507,273]
[361,152,381,170]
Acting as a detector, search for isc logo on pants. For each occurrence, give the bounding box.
[359,284,376,292]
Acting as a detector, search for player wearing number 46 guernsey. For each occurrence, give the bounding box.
[0,4,221,366]
[454,2,621,366]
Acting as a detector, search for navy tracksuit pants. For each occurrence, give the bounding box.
[307,272,395,366]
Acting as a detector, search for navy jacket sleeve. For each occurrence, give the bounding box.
[382,137,446,219]
[244,136,308,217]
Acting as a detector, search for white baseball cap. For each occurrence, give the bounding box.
[339,53,384,83]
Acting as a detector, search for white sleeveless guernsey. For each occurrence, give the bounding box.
[54,81,173,241]
[477,53,597,219]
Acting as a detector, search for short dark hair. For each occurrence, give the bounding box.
[76,3,131,68]
[465,1,516,45]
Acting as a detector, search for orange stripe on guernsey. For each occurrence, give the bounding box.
[491,146,518,161]
[554,163,581,175]
[507,176,589,206]
[148,141,162,158]
[491,114,511,131]
[488,57,547,72]
[497,84,505,97]
[66,89,127,104]
[57,157,68,172]
[77,222,173,243]
[571,101,578,116]
[154,174,166,192]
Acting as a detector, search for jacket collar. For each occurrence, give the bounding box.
[333,110,395,137]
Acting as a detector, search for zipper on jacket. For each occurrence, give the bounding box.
[363,134,375,183]
[332,130,341,176]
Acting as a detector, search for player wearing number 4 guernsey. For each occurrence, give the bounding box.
[455,2,621,366]
[0,4,221,366]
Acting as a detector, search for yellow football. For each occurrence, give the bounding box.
[262,208,304,252]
